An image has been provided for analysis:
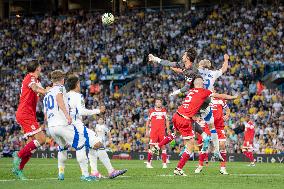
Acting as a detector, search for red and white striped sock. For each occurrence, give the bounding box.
[158,133,176,148]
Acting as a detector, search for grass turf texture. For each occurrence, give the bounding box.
[0,158,283,189]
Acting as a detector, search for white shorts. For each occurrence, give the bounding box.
[48,125,85,150]
[72,122,102,148]
[200,106,214,125]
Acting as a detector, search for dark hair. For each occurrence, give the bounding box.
[189,74,203,89]
[185,47,197,63]
[27,61,40,73]
[155,97,163,102]
[66,75,79,91]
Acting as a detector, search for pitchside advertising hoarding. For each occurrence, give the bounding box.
[31,151,284,163]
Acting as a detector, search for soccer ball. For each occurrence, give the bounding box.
[102,13,114,25]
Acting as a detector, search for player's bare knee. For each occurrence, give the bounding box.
[34,131,46,145]
[220,142,226,150]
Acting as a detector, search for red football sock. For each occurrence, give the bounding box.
[205,152,209,162]
[220,150,227,167]
[243,151,250,160]
[147,151,153,163]
[247,152,254,162]
[161,151,167,164]
[18,140,39,159]
[199,152,206,166]
[177,150,190,169]
[158,134,175,148]
[19,154,32,170]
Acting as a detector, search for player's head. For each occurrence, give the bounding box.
[27,61,41,77]
[198,59,212,69]
[193,75,204,88]
[51,70,65,85]
[66,75,80,92]
[182,47,197,69]
[98,117,104,125]
[155,97,163,108]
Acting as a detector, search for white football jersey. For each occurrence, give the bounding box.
[43,85,68,127]
[198,68,223,91]
[95,124,109,141]
[67,91,100,125]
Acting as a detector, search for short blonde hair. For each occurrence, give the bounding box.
[198,59,212,69]
[51,70,65,83]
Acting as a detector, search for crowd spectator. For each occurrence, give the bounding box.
[0,4,283,155]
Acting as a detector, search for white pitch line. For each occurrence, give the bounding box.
[230,174,282,176]
[0,178,58,182]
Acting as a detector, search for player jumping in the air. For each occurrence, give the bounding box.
[148,52,229,157]
[148,48,212,154]
[66,75,127,179]
[13,61,49,180]
[195,97,230,174]
[171,76,238,176]
[145,97,170,169]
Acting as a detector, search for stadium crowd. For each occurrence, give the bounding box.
[0,4,283,156]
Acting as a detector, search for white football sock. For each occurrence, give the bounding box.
[76,147,89,177]
[89,149,98,174]
[58,150,67,174]
[97,149,114,174]
[210,129,219,152]
[201,132,208,140]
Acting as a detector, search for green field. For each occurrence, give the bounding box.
[0,158,283,189]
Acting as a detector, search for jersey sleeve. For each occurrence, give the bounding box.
[147,109,152,121]
[76,94,100,116]
[222,100,228,109]
[205,89,212,97]
[28,76,37,88]
[213,69,223,79]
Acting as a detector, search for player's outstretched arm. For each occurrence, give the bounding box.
[169,82,191,97]
[211,93,239,100]
[76,95,105,116]
[56,93,72,124]
[223,107,231,121]
[148,54,177,67]
[171,67,184,73]
[30,83,48,95]
[221,54,229,73]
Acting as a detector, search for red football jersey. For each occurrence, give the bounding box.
[177,88,212,117]
[244,121,255,142]
[17,73,39,116]
[148,108,167,129]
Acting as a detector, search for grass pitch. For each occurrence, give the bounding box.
[0,158,283,189]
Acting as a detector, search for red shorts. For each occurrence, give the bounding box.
[149,128,165,144]
[16,113,41,138]
[216,128,226,142]
[197,125,211,145]
[172,113,194,139]
[243,140,253,149]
